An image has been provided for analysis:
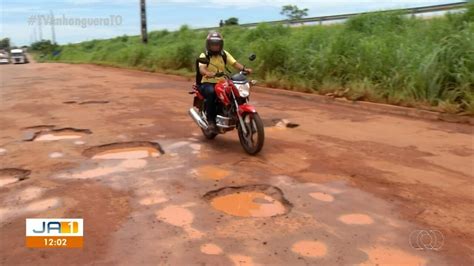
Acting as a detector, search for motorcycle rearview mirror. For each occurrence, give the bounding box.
[197,58,210,65]
[248,53,256,61]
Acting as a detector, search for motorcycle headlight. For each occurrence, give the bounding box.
[235,83,250,98]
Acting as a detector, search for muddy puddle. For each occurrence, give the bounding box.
[83,141,164,159]
[0,168,31,187]
[200,243,223,255]
[156,204,204,239]
[338,213,374,225]
[291,240,328,258]
[203,185,292,217]
[193,165,230,181]
[27,128,92,141]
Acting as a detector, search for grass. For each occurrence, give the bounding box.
[36,3,474,115]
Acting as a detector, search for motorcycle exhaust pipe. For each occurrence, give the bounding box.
[188,108,208,130]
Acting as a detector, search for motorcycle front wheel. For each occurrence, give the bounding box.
[238,112,265,155]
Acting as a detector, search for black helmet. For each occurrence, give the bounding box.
[206,31,224,55]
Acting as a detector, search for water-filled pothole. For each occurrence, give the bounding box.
[0,168,31,187]
[27,128,92,141]
[83,141,165,159]
[203,185,292,217]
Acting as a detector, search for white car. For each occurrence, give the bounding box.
[0,52,9,64]
[10,49,29,64]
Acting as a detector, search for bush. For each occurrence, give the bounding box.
[48,9,474,114]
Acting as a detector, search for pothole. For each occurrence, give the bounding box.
[22,125,55,130]
[82,141,165,159]
[26,128,92,141]
[263,118,299,128]
[291,240,328,258]
[203,184,292,217]
[193,165,230,181]
[63,100,109,105]
[338,213,374,225]
[79,100,109,105]
[0,168,31,187]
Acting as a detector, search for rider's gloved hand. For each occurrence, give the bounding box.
[243,68,253,75]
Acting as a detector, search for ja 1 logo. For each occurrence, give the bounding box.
[26,218,84,248]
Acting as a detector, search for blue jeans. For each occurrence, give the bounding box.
[199,83,217,123]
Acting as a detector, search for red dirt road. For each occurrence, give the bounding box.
[0,62,473,265]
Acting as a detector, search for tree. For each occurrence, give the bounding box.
[280,5,309,21]
[0,38,10,50]
[224,17,239,26]
[30,40,59,54]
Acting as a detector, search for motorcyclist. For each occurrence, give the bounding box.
[198,32,252,133]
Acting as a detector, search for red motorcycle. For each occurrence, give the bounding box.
[188,54,264,155]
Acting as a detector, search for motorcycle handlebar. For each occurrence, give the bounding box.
[213,70,252,79]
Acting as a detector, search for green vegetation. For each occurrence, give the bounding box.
[223,17,239,26]
[0,38,11,50]
[29,40,60,61]
[30,40,59,53]
[45,4,474,114]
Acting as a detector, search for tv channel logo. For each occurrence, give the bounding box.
[26,218,83,248]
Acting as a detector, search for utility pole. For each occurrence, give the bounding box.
[140,0,148,44]
[38,17,43,40]
[50,10,56,44]
[33,27,37,43]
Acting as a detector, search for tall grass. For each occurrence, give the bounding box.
[47,4,474,114]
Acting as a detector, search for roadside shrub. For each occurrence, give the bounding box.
[47,9,474,114]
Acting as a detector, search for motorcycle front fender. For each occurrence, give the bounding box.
[238,103,257,116]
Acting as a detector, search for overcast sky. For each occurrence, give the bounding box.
[0,0,460,46]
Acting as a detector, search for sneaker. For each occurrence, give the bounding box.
[208,122,218,134]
